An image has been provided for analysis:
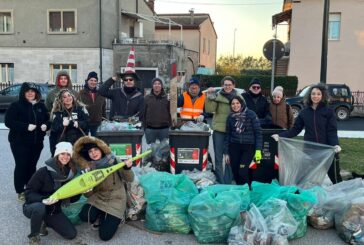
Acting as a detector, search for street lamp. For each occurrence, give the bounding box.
[233,28,237,58]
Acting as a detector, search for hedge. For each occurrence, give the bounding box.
[194,75,298,96]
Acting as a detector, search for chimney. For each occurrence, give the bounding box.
[189,8,195,25]
[145,0,155,12]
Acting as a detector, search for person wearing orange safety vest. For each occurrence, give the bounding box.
[177,77,206,122]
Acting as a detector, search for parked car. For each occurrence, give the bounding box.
[286,83,354,120]
[0,83,55,110]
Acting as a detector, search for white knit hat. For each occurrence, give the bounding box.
[54,142,73,157]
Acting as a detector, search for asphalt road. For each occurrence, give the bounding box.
[0,129,347,245]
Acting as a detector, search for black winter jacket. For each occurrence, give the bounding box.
[24,158,78,215]
[79,88,106,126]
[279,102,339,146]
[143,89,171,129]
[5,84,49,145]
[98,77,144,120]
[51,106,89,145]
[224,108,262,154]
[242,91,272,125]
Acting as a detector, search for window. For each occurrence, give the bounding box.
[329,13,341,40]
[203,38,206,54]
[0,63,14,83]
[0,10,13,33]
[50,64,77,83]
[48,10,76,33]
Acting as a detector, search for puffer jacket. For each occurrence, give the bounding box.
[269,96,294,129]
[279,102,339,146]
[223,107,262,154]
[73,136,134,219]
[98,77,144,120]
[242,91,272,125]
[205,90,243,132]
[5,83,49,145]
[24,158,78,215]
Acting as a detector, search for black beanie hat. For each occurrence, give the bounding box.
[249,78,261,87]
[86,71,98,82]
[81,143,100,161]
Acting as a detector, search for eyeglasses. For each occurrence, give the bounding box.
[252,86,261,90]
[124,78,134,82]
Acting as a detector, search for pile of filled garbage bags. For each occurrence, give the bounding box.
[116,164,364,245]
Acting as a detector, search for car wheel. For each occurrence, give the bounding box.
[291,106,301,119]
[336,107,349,120]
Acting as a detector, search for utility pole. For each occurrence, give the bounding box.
[233,28,237,58]
[320,0,330,84]
[271,26,277,94]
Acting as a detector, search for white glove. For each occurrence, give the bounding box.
[196,115,204,123]
[40,124,47,132]
[73,121,78,128]
[28,124,36,131]
[63,118,70,126]
[42,197,59,205]
[271,134,279,142]
[334,145,342,153]
[223,154,230,164]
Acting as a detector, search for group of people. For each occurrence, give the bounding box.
[5,66,343,244]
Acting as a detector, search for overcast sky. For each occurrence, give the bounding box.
[154,0,288,58]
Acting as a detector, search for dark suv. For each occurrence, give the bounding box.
[0,83,55,110]
[286,84,354,120]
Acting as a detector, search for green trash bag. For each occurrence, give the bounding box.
[140,172,198,234]
[62,195,88,225]
[188,184,250,243]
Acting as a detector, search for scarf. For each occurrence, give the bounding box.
[231,107,248,134]
[220,89,237,102]
[90,153,116,170]
[123,86,136,95]
[46,159,75,190]
[84,84,97,93]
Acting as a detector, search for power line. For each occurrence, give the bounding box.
[156,0,281,6]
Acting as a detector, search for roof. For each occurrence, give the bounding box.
[156,13,217,37]
[156,13,209,29]
[272,9,292,27]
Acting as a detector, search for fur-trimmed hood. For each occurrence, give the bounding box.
[73,136,111,169]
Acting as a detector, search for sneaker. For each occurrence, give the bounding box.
[18,192,25,202]
[29,235,40,245]
[39,222,48,236]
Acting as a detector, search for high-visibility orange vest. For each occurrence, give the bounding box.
[180,92,206,119]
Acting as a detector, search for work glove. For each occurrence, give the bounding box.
[271,134,279,142]
[255,150,262,162]
[223,154,230,164]
[42,197,59,205]
[334,145,342,153]
[28,124,36,131]
[63,118,70,126]
[196,115,204,123]
[40,124,47,132]
[73,121,78,128]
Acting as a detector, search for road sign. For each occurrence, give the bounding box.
[263,39,285,61]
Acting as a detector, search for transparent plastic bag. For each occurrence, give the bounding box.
[181,168,216,191]
[278,137,335,189]
[180,121,210,131]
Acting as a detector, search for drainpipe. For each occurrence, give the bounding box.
[116,0,120,42]
[99,0,103,82]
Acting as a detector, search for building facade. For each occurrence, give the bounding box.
[0,0,198,87]
[273,0,364,90]
[155,12,218,74]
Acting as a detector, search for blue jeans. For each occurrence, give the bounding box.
[213,131,233,184]
[144,127,169,144]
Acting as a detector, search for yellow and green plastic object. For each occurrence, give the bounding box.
[45,150,152,201]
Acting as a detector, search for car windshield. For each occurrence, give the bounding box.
[298,86,311,97]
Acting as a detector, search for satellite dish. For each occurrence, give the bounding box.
[263,39,285,61]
